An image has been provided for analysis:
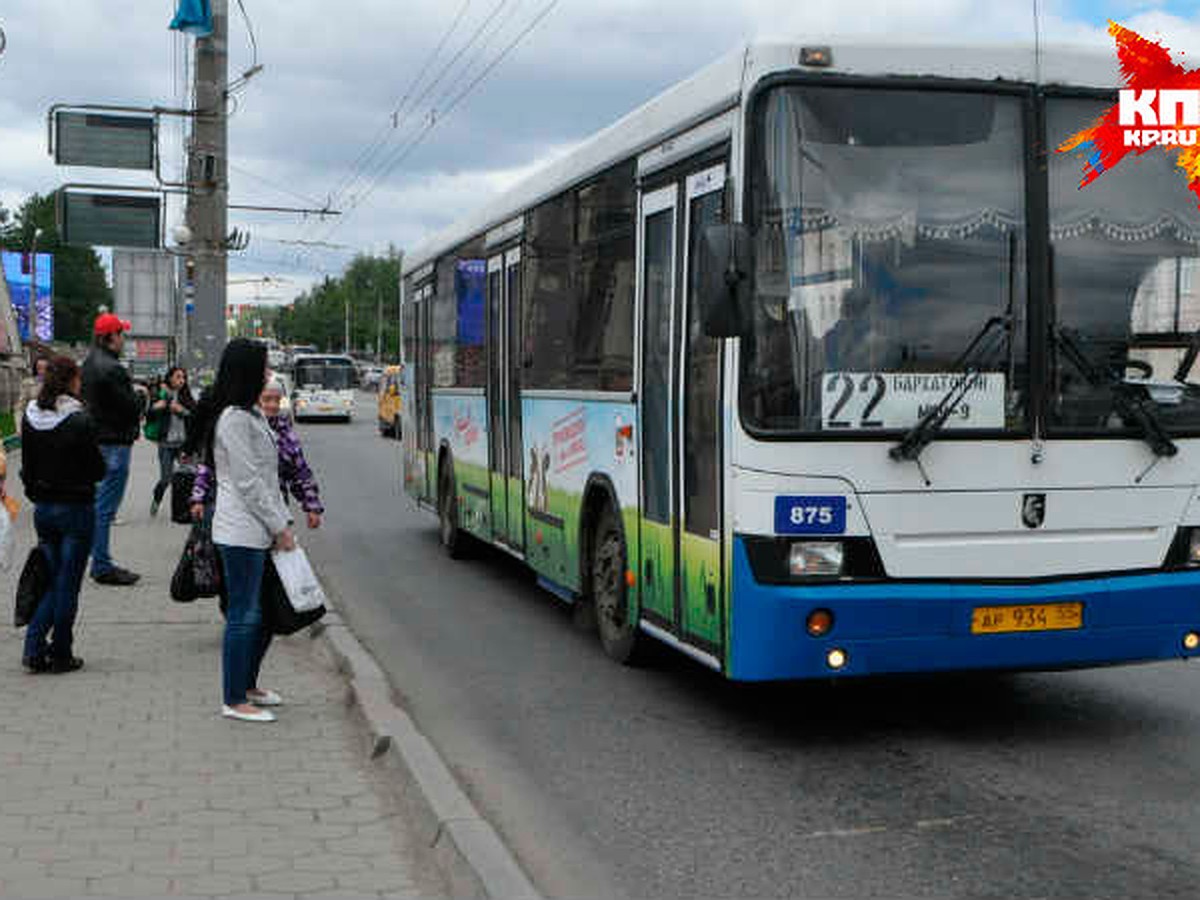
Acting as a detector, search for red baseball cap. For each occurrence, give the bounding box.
[94,313,131,337]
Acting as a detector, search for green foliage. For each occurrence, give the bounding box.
[0,193,113,343]
[276,250,403,359]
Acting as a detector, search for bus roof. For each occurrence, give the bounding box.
[402,40,1117,277]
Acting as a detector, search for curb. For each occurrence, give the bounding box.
[312,614,541,900]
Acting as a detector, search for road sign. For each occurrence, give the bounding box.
[59,191,161,249]
[54,111,154,170]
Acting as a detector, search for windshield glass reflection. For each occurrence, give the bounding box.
[743,86,1028,435]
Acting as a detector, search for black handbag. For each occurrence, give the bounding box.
[171,463,198,525]
[261,556,325,635]
[15,546,50,627]
[170,523,222,602]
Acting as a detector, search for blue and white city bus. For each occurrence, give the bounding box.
[400,41,1200,680]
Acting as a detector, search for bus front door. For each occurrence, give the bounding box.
[638,161,726,660]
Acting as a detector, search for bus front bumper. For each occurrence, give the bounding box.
[727,537,1200,681]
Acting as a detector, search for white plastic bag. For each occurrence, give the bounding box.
[270,545,326,613]
[0,508,12,573]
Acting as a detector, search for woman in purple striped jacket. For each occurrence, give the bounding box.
[190,378,324,529]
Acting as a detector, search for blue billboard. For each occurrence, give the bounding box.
[1,251,53,342]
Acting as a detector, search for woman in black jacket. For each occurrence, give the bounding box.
[20,356,107,673]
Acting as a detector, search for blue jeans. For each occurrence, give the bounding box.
[153,444,180,505]
[25,503,95,662]
[217,544,273,706]
[91,444,131,576]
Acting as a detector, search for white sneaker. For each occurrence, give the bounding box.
[248,689,282,707]
[221,705,276,723]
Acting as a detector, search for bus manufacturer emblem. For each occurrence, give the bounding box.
[1021,493,1046,529]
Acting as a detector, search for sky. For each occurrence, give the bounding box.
[0,0,1198,307]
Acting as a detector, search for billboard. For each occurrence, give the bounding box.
[112,249,175,337]
[59,191,161,249]
[1,251,54,342]
[54,112,155,170]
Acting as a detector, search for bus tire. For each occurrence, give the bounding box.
[592,504,646,665]
[438,457,469,559]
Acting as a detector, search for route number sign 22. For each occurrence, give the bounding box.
[821,372,1005,431]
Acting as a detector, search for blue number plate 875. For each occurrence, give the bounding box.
[774,496,847,535]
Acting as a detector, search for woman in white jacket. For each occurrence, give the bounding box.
[206,339,295,722]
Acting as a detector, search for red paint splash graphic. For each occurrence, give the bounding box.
[1058,21,1200,207]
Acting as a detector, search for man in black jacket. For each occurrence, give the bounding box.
[81,313,141,585]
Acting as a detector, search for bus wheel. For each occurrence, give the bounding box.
[592,505,644,664]
[438,460,468,559]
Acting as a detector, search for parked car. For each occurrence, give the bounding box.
[377,365,402,437]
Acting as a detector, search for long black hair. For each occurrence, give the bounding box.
[213,339,267,412]
[194,339,267,466]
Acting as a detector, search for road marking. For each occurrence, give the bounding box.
[803,815,979,840]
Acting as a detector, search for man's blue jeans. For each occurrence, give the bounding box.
[25,502,95,662]
[217,544,273,706]
[91,444,131,576]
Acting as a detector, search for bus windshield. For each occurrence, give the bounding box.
[743,85,1200,438]
[294,359,355,391]
[1048,97,1200,434]
[744,86,1028,435]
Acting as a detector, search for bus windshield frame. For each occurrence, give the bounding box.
[293,356,357,392]
[739,77,1200,442]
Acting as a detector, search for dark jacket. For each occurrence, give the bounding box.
[20,398,108,504]
[82,344,141,445]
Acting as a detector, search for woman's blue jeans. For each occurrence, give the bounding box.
[153,444,180,504]
[216,544,273,706]
[25,502,95,662]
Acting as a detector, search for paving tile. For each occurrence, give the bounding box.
[0,445,445,899]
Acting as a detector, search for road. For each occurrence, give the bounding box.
[299,397,1200,899]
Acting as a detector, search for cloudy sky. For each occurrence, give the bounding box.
[0,0,1198,306]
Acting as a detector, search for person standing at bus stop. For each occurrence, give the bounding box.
[82,313,142,586]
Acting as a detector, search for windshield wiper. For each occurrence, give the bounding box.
[889,314,1010,484]
[1054,326,1178,460]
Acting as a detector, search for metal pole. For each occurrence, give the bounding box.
[376,280,382,363]
[344,297,350,355]
[185,0,228,373]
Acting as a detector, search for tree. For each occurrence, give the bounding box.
[0,193,113,343]
[277,250,403,359]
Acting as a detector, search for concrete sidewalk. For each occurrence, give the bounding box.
[0,442,447,899]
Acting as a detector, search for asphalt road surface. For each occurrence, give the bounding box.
[299,398,1200,899]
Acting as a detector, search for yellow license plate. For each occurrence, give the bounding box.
[318,405,334,411]
[971,602,1083,635]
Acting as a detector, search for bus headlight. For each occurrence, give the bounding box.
[789,542,845,578]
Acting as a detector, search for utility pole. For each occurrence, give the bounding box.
[185,0,228,372]
[375,279,382,363]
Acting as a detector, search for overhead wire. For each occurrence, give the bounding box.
[291,0,503,254]
[341,0,512,211]
[314,0,560,247]
[286,0,559,275]
[229,162,329,209]
[320,0,474,216]
[234,0,259,68]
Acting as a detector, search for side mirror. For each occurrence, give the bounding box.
[694,223,753,338]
